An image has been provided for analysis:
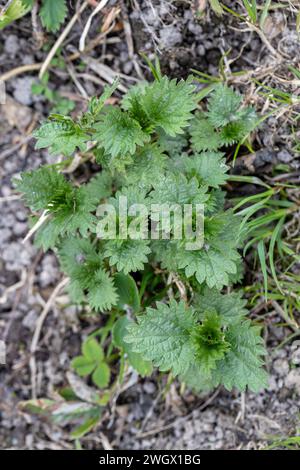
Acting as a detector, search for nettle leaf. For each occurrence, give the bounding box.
[183,151,229,188]
[207,84,242,128]
[122,144,168,189]
[125,300,195,376]
[87,269,118,312]
[195,287,247,326]
[157,130,188,156]
[122,81,152,131]
[178,247,238,289]
[34,116,89,156]
[88,79,119,119]
[83,172,113,203]
[205,189,226,215]
[104,239,151,274]
[191,86,256,150]
[16,170,99,248]
[220,121,248,146]
[190,114,223,151]
[190,311,230,373]
[59,237,99,276]
[35,190,97,249]
[59,238,118,312]
[40,0,67,33]
[34,217,63,251]
[179,363,215,392]
[150,173,209,205]
[219,107,257,145]
[212,321,268,392]
[137,77,197,136]
[109,185,150,209]
[53,187,98,237]
[203,210,243,254]
[15,167,72,211]
[151,239,182,272]
[94,107,150,158]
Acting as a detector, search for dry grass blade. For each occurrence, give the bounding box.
[79,0,110,52]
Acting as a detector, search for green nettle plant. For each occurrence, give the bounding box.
[16,73,268,423]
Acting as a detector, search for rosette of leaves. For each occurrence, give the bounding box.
[16,73,267,393]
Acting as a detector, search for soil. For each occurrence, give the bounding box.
[0,0,300,450]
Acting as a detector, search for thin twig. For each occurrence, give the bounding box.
[0,194,22,202]
[30,277,69,398]
[66,62,89,99]
[99,432,114,450]
[84,58,128,92]
[0,63,42,82]
[22,210,50,244]
[245,22,284,60]
[0,31,120,83]
[0,269,27,305]
[0,135,33,160]
[235,392,246,424]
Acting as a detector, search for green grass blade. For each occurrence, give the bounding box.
[258,239,268,300]
[259,0,272,29]
[268,217,285,294]
[242,0,257,22]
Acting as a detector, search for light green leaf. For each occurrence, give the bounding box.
[71,356,95,376]
[70,414,101,439]
[113,317,153,377]
[0,0,32,30]
[92,363,110,389]
[82,338,104,363]
[114,273,140,313]
[94,107,150,158]
[179,248,238,289]
[34,116,88,156]
[104,239,151,274]
[183,151,229,188]
[190,114,222,151]
[136,76,197,136]
[87,269,119,312]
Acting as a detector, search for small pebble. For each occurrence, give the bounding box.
[4,35,19,57]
